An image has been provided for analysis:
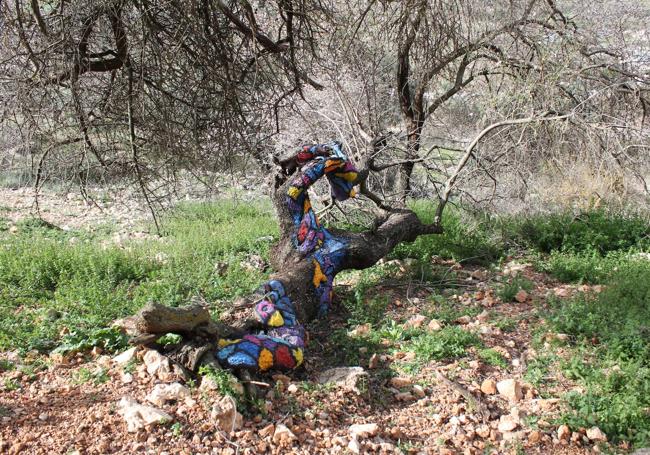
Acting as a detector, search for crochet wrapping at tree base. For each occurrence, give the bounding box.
[216,142,358,372]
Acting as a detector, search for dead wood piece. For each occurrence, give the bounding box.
[134,302,212,335]
[165,338,218,372]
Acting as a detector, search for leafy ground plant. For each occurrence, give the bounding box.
[546,261,650,447]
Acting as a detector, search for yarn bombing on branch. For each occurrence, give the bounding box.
[216,142,358,372]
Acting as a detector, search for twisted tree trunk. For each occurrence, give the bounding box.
[268,145,443,322]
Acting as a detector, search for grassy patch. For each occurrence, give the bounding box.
[425,295,481,323]
[0,201,276,354]
[71,367,109,385]
[478,348,508,369]
[545,261,650,447]
[498,210,650,255]
[407,327,480,362]
[391,202,501,265]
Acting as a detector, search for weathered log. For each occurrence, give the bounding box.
[134,302,213,335]
[164,338,217,372]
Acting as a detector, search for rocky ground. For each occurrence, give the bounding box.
[0,189,624,454]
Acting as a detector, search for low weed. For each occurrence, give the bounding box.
[497,274,534,302]
[170,422,183,437]
[72,367,109,385]
[491,315,518,332]
[407,327,480,362]
[322,328,383,366]
[425,295,481,323]
[478,348,508,369]
[53,327,128,356]
[197,365,244,406]
[3,378,20,391]
[545,261,650,447]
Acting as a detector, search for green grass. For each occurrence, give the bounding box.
[391,202,502,264]
[497,209,650,255]
[478,348,508,369]
[71,367,110,385]
[407,327,480,362]
[544,261,650,447]
[0,200,277,354]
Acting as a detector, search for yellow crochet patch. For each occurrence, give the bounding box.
[218,338,240,348]
[268,311,284,327]
[293,348,304,367]
[335,171,358,182]
[312,260,328,287]
[258,348,274,371]
[287,186,302,200]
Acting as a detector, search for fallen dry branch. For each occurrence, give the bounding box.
[435,371,491,422]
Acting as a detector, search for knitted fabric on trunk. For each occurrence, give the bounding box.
[216,142,357,372]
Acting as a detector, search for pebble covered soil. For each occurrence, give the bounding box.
[0,188,621,454]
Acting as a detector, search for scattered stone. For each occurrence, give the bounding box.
[586,426,607,442]
[476,425,491,438]
[368,353,380,369]
[497,415,518,432]
[121,372,134,384]
[412,384,426,398]
[347,437,361,454]
[476,310,489,322]
[394,392,413,401]
[557,424,571,441]
[259,423,275,438]
[456,315,472,325]
[146,382,191,407]
[496,379,522,402]
[241,254,266,272]
[503,262,530,276]
[272,424,296,444]
[142,349,172,378]
[317,367,369,395]
[528,430,542,444]
[117,396,173,432]
[390,377,412,388]
[480,378,497,395]
[553,287,570,298]
[349,423,379,439]
[471,270,488,280]
[404,314,427,329]
[348,323,371,337]
[113,347,138,365]
[210,395,243,433]
[287,384,298,393]
[427,319,443,331]
[514,290,528,303]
